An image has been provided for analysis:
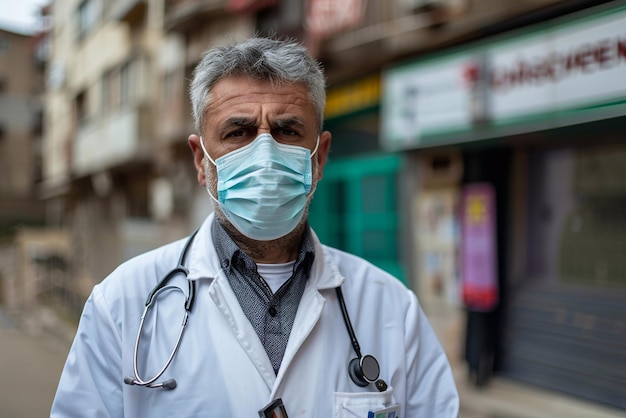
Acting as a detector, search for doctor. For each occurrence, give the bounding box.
[51,37,459,417]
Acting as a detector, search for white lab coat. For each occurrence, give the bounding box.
[51,214,459,417]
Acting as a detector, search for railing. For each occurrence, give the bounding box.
[319,0,448,52]
[164,0,231,31]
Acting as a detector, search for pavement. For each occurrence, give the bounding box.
[0,309,68,418]
[454,364,626,418]
[1,306,625,418]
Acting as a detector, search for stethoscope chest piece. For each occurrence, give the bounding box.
[349,354,387,391]
[349,355,378,386]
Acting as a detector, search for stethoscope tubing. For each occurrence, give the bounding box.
[130,286,190,387]
[125,230,198,389]
[124,228,386,392]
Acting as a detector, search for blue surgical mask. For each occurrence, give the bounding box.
[200,133,319,241]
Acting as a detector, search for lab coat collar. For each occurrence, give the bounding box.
[185,213,344,290]
[186,213,222,281]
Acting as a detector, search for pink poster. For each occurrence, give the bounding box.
[461,183,498,311]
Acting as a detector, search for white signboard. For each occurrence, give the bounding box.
[382,54,473,149]
[382,4,626,149]
[489,10,626,122]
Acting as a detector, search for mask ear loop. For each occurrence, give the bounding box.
[199,137,220,205]
[310,135,320,158]
[199,136,217,166]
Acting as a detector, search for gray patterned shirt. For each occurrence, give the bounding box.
[211,220,315,375]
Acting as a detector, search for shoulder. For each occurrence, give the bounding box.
[321,245,414,305]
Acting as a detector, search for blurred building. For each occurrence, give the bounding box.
[0,20,52,312]
[0,26,44,235]
[39,0,625,411]
[43,0,187,298]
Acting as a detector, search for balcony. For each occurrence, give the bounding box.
[73,106,152,177]
[317,0,566,82]
[165,0,230,32]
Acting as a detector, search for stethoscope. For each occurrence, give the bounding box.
[124,230,388,392]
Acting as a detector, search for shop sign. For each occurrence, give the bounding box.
[382,4,626,149]
[460,183,498,311]
[226,0,277,13]
[306,0,364,38]
[488,9,626,124]
[382,54,474,148]
[324,74,380,119]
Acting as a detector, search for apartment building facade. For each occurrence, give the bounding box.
[0,23,50,312]
[0,27,44,234]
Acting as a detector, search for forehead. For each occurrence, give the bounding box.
[205,76,317,126]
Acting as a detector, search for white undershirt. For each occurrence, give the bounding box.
[257,261,296,294]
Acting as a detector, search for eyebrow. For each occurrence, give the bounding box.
[219,117,307,133]
[273,118,306,129]
[220,117,256,130]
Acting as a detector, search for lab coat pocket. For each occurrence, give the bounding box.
[333,387,397,418]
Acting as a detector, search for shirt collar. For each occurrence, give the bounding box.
[186,213,342,289]
[211,219,315,279]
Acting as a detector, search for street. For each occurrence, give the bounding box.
[0,311,68,418]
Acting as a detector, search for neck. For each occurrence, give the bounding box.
[216,213,306,264]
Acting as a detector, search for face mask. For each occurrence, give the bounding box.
[200,133,319,241]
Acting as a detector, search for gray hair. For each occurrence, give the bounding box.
[189,37,327,133]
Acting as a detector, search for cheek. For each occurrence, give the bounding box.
[203,159,218,189]
[312,158,321,182]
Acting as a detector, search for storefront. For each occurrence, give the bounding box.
[382,1,626,408]
[309,73,408,283]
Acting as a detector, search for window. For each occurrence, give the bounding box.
[120,61,132,107]
[0,37,11,55]
[102,60,135,113]
[75,90,88,125]
[526,146,626,289]
[77,0,99,41]
[101,70,110,113]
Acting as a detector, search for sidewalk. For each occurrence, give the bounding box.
[454,364,626,418]
[0,309,69,418]
[428,310,626,418]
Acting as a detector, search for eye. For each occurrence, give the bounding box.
[227,129,246,138]
[272,127,304,144]
[278,128,299,136]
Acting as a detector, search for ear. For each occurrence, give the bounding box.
[315,130,332,181]
[188,134,207,186]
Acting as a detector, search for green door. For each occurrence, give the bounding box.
[309,153,405,283]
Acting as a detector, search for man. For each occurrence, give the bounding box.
[51,37,459,417]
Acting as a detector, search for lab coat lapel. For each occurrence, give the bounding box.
[208,274,277,391]
[271,281,325,397]
[187,216,276,390]
[271,242,345,397]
